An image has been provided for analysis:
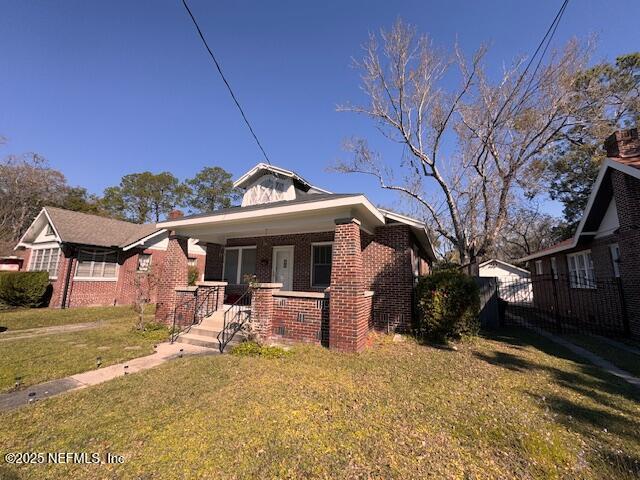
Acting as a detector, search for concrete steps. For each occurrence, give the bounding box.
[175,306,247,352]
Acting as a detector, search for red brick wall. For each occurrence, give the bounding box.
[155,235,190,324]
[271,295,329,345]
[362,224,414,332]
[612,169,640,336]
[329,220,368,352]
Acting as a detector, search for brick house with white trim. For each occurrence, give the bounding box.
[520,128,640,338]
[13,207,206,308]
[155,163,434,352]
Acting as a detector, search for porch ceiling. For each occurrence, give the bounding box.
[164,200,384,244]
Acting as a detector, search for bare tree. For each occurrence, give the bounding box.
[0,153,68,254]
[494,204,560,261]
[132,266,160,330]
[335,20,589,268]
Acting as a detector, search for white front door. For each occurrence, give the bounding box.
[272,246,294,290]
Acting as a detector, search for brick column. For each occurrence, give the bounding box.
[250,283,282,342]
[612,170,640,337]
[329,218,368,352]
[155,234,189,324]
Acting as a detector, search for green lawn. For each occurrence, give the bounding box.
[0,307,168,392]
[1,328,638,479]
[0,305,142,332]
[565,334,640,379]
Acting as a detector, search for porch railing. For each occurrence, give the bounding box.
[217,288,252,353]
[170,286,222,343]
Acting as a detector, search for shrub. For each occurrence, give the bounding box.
[0,271,51,308]
[231,341,292,359]
[187,266,199,286]
[415,270,480,342]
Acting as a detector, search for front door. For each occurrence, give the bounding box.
[272,246,294,290]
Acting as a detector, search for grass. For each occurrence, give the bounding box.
[565,334,640,379]
[0,305,143,332]
[1,328,639,479]
[0,307,168,392]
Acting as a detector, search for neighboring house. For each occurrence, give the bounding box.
[14,207,206,308]
[479,259,532,302]
[520,128,640,337]
[155,162,435,352]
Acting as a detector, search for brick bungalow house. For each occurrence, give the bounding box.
[13,207,206,308]
[154,163,434,352]
[520,128,640,338]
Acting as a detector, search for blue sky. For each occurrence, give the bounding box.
[1,0,638,218]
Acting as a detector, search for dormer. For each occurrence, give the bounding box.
[234,163,330,207]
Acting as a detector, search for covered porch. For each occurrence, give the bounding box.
[155,196,384,352]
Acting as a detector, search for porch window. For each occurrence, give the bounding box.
[535,260,543,275]
[223,246,256,284]
[29,247,61,278]
[75,249,118,280]
[550,257,558,279]
[137,253,152,272]
[311,243,332,287]
[567,250,595,289]
[609,244,621,278]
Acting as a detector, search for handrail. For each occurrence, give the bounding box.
[217,288,252,352]
[170,286,222,343]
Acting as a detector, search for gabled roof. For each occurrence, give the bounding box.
[519,157,640,262]
[233,163,331,193]
[479,258,530,276]
[17,207,161,250]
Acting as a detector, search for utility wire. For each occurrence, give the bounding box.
[473,0,569,164]
[181,0,271,165]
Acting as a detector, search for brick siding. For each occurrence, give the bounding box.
[271,295,329,345]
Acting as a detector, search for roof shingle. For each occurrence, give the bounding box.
[45,207,160,248]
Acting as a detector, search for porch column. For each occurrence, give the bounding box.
[329,218,367,352]
[155,234,189,324]
[250,283,282,343]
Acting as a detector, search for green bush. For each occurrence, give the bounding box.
[187,266,199,286]
[231,341,292,359]
[415,270,480,342]
[0,271,51,308]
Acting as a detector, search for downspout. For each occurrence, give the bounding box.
[60,244,75,309]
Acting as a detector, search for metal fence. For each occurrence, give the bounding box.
[497,273,631,337]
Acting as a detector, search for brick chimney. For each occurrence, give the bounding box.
[604,128,640,158]
[168,209,184,220]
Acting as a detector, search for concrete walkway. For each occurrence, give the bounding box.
[0,342,216,411]
[531,327,640,389]
[0,321,103,342]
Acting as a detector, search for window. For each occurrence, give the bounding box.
[222,246,256,284]
[609,244,621,278]
[550,257,558,279]
[75,249,118,279]
[137,254,152,272]
[535,260,543,275]
[29,247,60,278]
[187,258,197,268]
[311,243,332,287]
[567,250,595,288]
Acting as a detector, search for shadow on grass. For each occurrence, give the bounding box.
[475,327,640,475]
[0,465,21,479]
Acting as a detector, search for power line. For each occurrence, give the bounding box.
[181,0,271,165]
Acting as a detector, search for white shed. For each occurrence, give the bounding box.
[479,259,532,303]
